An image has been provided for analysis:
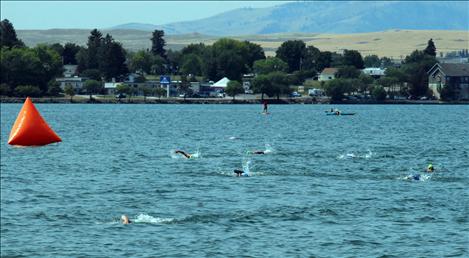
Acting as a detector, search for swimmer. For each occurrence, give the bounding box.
[426,164,434,173]
[121,215,131,224]
[175,150,192,159]
[403,174,421,181]
[234,162,250,177]
[247,150,265,155]
[234,169,245,177]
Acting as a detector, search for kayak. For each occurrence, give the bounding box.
[326,113,356,116]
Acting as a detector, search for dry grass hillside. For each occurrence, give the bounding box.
[18,29,468,58]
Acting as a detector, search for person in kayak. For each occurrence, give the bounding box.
[121,215,131,224]
[175,150,192,159]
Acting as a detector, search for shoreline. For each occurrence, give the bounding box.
[1,97,468,105]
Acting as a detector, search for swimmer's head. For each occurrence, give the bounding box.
[121,215,131,224]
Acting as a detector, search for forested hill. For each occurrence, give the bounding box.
[112,1,469,35]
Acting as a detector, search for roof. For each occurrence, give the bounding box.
[320,68,338,75]
[212,77,230,87]
[362,67,386,75]
[104,82,122,89]
[428,63,469,77]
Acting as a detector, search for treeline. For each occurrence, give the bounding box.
[1,18,442,100]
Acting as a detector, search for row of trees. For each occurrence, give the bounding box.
[1,18,443,101]
[318,39,439,101]
[1,19,64,97]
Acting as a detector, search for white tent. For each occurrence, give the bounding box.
[212,77,230,88]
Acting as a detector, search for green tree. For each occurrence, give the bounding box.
[177,75,192,100]
[0,83,12,96]
[316,51,333,71]
[380,57,393,68]
[86,29,103,70]
[267,71,291,100]
[64,84,75,102]
[83,79,102,101]
[275,40,306,72]
[343,49,364,69]
[364,55,381,67]
[1,47,42,91]
[211,38,249,81]
[81,69,101,81]
[34,44,64,92]
[402,50,437,97]
[129,50,154,74]
[98,34,128,80]
[0,19,24,48]
[62,43,81,65]
[180,53,203,76]
[14,85,41,97]
[336,66,360,79]
[225,80,244,100]
[166,49,182,74]
[0,45,62,94]
[424,38,437,57]
[216,50,244,81]
[76,48,88,73]
[155,87,167,99]
[47,80,62,96]
[140,85,153,102]
[253,57,288,75]
[358,73,374,93]
[252,74,271,100]
[243,41,265,71]
[151,29,166,59]
[372,85,387,101]
[301,45,321,71]
[325,79,347,102]
[151,55,166,75]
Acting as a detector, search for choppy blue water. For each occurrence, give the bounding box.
[1,104,468,257]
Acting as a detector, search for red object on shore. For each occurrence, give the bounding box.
[8,97,61,146]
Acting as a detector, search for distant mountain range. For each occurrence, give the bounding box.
[111,1,469,35]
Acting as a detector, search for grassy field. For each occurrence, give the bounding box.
[17,29,468,58]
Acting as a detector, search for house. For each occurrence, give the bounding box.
[318,68,338,81]
[104,82,122,95]
[56,76,88,93]
[428,63,469,100]
[242,73,255,94]
[211,77,230,91]
[362,67,386,78]
[63,65,78,78]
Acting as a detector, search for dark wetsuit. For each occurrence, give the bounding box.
[175,150,191,159]
[234,169,244,176]
[252,151,265,154]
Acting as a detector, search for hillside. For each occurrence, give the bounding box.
[112,1,469,35]
[16,29,469,58]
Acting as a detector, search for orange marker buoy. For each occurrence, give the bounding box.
[8,97,61,146]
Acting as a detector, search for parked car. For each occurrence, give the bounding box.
[290,92,301,97]
[116,93,126,99]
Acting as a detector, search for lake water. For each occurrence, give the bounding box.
[1,104,468,257]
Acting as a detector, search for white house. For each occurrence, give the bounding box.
[211,77,230,90]
[318,68,338,81]
[104,82,122,95]
[362,67,386,78]
[56,76,88,93]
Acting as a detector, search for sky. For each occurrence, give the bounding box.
[1,1,289,30]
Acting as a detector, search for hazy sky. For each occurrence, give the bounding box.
[1,1,289,30]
